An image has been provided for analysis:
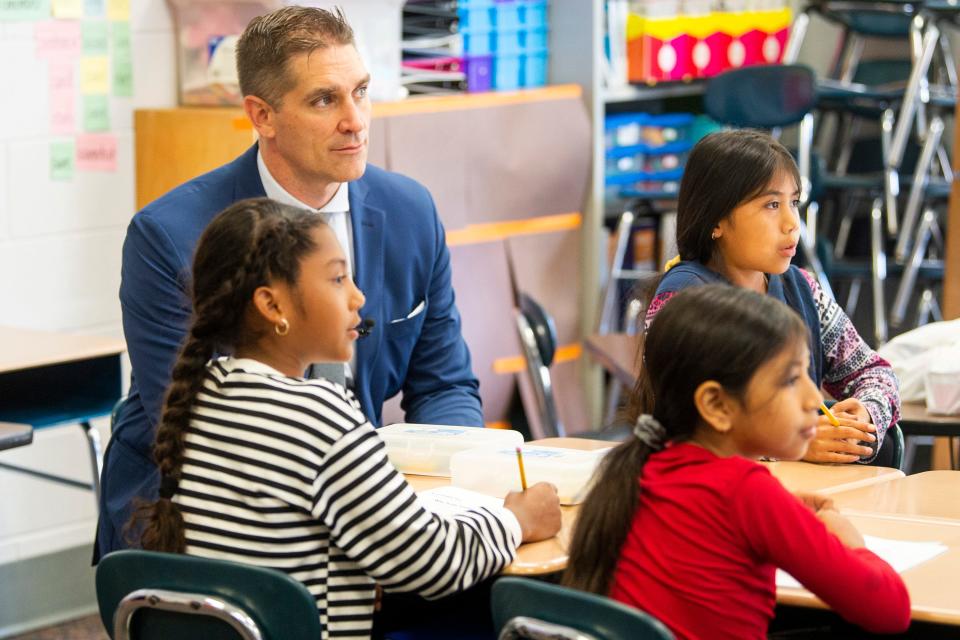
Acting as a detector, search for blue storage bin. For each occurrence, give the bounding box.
[493,54,522,90]
[522,50,548,87]
[459,6,494,31]
[604,113,696,150]
[495,0,548,30]
[461,28,494,55]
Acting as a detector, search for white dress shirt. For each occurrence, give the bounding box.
[257,150,357,380]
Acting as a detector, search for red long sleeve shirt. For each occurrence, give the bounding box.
[608,443,910,639]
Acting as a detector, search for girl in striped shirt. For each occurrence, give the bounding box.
[127,198,561,639]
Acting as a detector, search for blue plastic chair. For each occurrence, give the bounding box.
[491,577,674,640]
[96,550,321,640]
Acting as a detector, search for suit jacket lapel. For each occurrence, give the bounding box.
[349,177,385,382]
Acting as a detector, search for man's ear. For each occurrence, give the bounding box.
[693,380,737,434]
[251,285,285,326]
[243,95,276,140]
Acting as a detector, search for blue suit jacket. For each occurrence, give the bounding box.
[95,145,482,559]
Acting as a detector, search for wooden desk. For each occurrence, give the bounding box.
[900,402,960,437]
[830,471,960,520]
[777,514,960,626]
[584,333,640,388]
[405,438,901,576]
[0,422,32,451]
[0,326,126,502]
[764,461,903,495]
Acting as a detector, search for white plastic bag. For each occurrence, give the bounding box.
[925,344,960,415]
[876,319,960,403]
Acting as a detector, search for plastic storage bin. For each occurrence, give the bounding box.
[166,0,405,106]
[450,445,611,505]
[379,423,523,476]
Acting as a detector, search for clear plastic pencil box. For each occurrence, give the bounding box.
[379,423,523,477]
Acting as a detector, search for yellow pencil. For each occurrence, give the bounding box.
[515,446,528,491]
[820,402,840,427]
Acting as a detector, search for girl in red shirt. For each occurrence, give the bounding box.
[563,285,910,639]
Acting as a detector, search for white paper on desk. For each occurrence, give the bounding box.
[776,535,948,589]
[418,486,505,517]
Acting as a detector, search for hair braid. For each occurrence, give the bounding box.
[125,198,327,553]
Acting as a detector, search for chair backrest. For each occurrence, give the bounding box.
[516,293,564,437]
[519,293,558,367]
[704,64,817,129]
[491,577,674,640]
[96,550,321,640]
[870,423,905,470]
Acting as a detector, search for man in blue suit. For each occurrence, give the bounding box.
[95,6,482,559]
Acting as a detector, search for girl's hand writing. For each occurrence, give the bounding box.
[504,482,562,543]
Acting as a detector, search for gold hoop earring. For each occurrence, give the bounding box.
[275,318,289,336]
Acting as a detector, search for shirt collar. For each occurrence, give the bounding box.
[257,149,349,213]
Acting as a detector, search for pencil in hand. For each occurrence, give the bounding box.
[820,402,840,427]
[515,446,528,491]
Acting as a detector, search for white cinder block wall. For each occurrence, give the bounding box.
[0,0,176,570]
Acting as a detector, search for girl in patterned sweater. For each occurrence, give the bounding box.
[126,198,561,639]
[646,130,899,464]
[564,285,910,639]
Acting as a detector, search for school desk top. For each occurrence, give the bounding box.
[830,471,960,520]
[777,513,960,626]
[0,422,32,451]
[404,437,905,576]
[899,402,960,437]
[0,326,126,374]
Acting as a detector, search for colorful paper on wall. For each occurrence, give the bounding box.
[82,20,108,55]
[34,20,81,59]
[51,0,81,19]
[50,140,75,180]
[79,56,109,94]
[0,0,50,21]
[75,133,116,171]
[83,94,109,131]
[112,21,132,96]
[49,62,75,134]
[105,0,126,20]
[83,0,102,17]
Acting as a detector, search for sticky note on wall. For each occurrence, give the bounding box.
[82,21,109,55]
[35,21,81,59]
[50,140,75,180]
[76,133,117,171]
[0,0,50,21]
[112,21,133,97]
[80,56,109,94]
[83,94,110,131]
[49,63,75,134]
[52,0,81,19]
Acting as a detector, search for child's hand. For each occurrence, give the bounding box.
[817,509,865,549]
[504,482,562,543]
[794,492,835,513]
[803,405,877,463]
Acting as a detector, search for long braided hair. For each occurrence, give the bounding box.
[563,285,808,594]
[127,198,327,552]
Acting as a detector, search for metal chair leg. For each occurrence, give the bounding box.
[598,210,635,335]
[845,279,862,317]
[81,420,103,507]
[880,109,899,238]
[890,21,939,173]
[892,208,936,326]
[870,198,888,345]
[895,117,944,262]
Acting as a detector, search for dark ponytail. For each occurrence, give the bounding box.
[563,284,808,594]
[126,198,327,551]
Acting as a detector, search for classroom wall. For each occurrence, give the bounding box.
[0,0,176,583]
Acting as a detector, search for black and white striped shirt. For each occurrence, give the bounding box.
[175,357,520,639]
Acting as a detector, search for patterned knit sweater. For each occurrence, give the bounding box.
[646,264,900,461]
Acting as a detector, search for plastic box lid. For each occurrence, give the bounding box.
[450,445,611,505]
[379,423,523,477]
